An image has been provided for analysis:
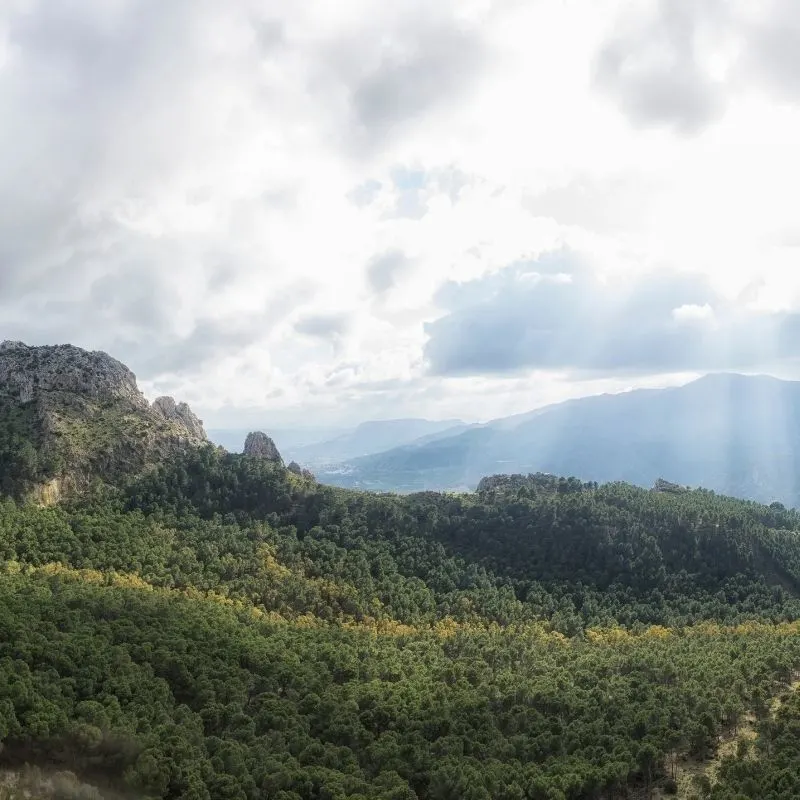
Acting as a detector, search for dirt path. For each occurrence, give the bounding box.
[651,715,757,800]
[653,677,800,800]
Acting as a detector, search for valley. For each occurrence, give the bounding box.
[247,375,800,508]
[3,345,800,798]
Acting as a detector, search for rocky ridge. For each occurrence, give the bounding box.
[288,460,317,481]
[0,341,148,408]
[0,341,209,501]
[152,395,207,440]
[243,431,283,463]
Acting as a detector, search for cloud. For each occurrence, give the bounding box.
[384,167,429,220]
[366,249,412,293]
[129,314,281,378]
[593,0,730,134]
[0,1,495,401]
[523,173,657,233]
[672,303,715,323]
[294,313,350,340]
[594,0,800,133]
[347,179,382,208]
[743,0,800,101]
[2,0,800,427]
[375,165,474,221]
[329,10,490,153]
[424,251,800,376]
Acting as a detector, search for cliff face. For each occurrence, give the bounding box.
[0,341,208,501]
[0,341,148,407]
[243,431,283,463]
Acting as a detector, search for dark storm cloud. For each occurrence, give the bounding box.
[424,251,800,376]
[366,249,412,293]
[594,0,800,133]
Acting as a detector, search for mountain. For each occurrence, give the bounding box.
[318,373,800,505]
[207,425,349,454]
[6,344,800,798]
[207,419,465,464]
[286,417,466,465]
[6,447,800,798]
[0,340,208,501]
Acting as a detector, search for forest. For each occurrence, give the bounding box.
[4,446,800,798]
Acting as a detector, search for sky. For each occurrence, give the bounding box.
[2,0,800,428]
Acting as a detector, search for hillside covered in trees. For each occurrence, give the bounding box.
[4,344,800,800]
[3,441,800,798]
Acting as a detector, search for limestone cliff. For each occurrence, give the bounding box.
[243,431,283,463]
[0,341,148,407]
[0,341,208,501]
[152,395,207,439]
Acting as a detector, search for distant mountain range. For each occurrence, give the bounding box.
[269,374,800,506]
[210,418,465,465]
[208,426,349,455]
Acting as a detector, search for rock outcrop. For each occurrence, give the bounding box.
[652,478,687,494]
[0,341,148,407]
[152,396,207,440]
[0,340,208,501]
[243,432,283,463]
[288,460,317,481]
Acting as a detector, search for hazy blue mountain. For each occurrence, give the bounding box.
[289,418,465,466]
[209,418,466,464]
[317,374,800,505]
[207,426,349,455]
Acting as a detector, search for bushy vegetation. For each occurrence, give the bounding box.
[0,398,47,495]
[3,448,800,797]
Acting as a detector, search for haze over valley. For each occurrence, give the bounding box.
[210,373,800,507]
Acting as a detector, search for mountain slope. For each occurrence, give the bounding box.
[0,341,208,501]
[207,425,349,454]
[287,417,466,465]
[7,345,800,799]
[5,447,800,798]
[320,373,800,504]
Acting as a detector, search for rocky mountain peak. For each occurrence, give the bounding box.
[0,340,147,408]
[0,341,209,501]
[152,396,207,440]
[243,431,283,463]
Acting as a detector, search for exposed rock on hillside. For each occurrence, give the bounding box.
[243,431,283,463]
[0,341,147,407]
[0,341,208,501]
[288,460,317,481]
[152,395,207,440]
[652,478,688,494]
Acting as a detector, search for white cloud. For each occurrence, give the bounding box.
[2,0,800,426]
[672,303,715,323]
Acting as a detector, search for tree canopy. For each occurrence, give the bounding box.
[3,449,800,798]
